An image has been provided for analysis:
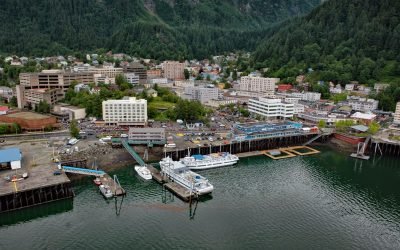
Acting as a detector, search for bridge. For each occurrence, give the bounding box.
[61,166,106,177]
[121,139,146,166]
[303,128,334,146]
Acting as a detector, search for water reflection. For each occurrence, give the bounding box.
[0,198,73,227]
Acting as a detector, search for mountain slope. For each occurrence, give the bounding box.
[0,0,321,59]
[253,0,400,83]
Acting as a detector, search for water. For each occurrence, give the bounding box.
[1,147,400,249]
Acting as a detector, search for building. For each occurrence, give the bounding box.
[19,70,94,94]
[147,89,158,98]
[53,104,86,120]
[345,96,379,112]
[16,87,62,109]
[0,112,58,131]
[345,84,355,91]
[93,74,115,85]
[147,69,162,79]
[102,97,147,126]
[374,83,390,93]
[350,112,376,125]
[394,102,400,125]
[277,84,293,92]
[163,61,185,80]
[239,76,279,95]
[248,97,294,119]
[74,83,90,93]
[0,106,9,115]
[123,63,147,84]
[183,86,219,104]
[303,92,321,102]
[128,127,165,143]
[0,148,22,170]
[124,73,140,85]
[0,86,13,101]
[89,66,123,78]
[151,78,168,85]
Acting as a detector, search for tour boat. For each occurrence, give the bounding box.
[180,152,239,170]
[159,157,214,195]
[99,184,113,198]
[93,177,102,186]
[134,165,152,180]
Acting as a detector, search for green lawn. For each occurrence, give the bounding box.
[148,99,175,110]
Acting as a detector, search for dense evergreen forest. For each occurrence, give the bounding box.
[253,0,400,85]
[0,0,320,60]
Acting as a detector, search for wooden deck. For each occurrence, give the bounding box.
[236,151,263,158]
[0,164,70,197]
[98,174,126,196]
[147,165,165,183]
[286,146,320,156]
[262,149,297,160]
[262,146,320,160]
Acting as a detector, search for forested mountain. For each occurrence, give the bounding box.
[253,0,400,84]
[0,0,320,59]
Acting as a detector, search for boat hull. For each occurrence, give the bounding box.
[134,166,152,180]
[186,159,238,170]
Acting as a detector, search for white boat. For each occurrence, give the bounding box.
[180,152,239,170]
[99,184,113,198]
[134,165,152,180]
[159,157,213,195]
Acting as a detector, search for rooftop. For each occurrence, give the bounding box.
[6,112,53,120]
[0,148,21,163]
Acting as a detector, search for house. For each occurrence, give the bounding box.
[277,84,293,92]
[74,83,90,93]
[0,106,9,115]
[350,112,376,125]
[147,89,158,98]
[345,84,355,91]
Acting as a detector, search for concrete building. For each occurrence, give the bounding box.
[239,76,279,96]
[124,73,140,85]
[94,74,115,85]
[374,83,390,93]
[147,69,162,79]
[151,78,168,85]
[0,86,13,101]
[102,97,147,126]
[128,127,165,143]
[163,61,185,80]
[248,97,294,119]
[394,102,400,125]
[123,63,147,84]
[303,92,321,102]
[53,104,86,120]
[74,83,90,93]
[345,96,379,112]
[183,86,219,104]
[16,86,62,109]
[19,70,94,95]
[89,66,123,78]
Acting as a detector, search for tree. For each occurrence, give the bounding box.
[184,69,190,80]
[10,96,17,107]
[37,100,50,113]
[318,120,326,128]
[70,119,80,138]
[368,121,380,134]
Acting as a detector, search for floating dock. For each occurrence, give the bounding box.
[98,174,126,196]
[262,146,320,160]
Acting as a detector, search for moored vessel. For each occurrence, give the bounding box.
[180,152,239,170]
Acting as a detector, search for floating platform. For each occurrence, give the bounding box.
[146,165,165,183]
[262,146,320,160]
[350,153,370,160]
[98,174,126,196]
[236,151,263,158]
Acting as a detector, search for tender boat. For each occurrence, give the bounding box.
[180,152,239,170]
[93,177,102,186]
[134,165,152,180]
[159,157,213,195]
[99,184,113,198]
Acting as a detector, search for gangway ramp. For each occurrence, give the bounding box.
[62,166,106,177]
[121,139,146,166]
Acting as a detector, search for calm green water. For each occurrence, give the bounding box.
[0,147,399,249]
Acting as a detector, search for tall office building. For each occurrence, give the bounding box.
[102,97,147,126]
[163,61,185,80]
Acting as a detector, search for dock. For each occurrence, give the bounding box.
[262,146,320,160]
[98,174,126,196]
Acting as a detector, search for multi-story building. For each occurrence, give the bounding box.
[394,102,400,125]
[124,73,140,85]
[374,83,390,93]
[123,63,147,84]
[249,97,294,119]
[183,86,219,104]
[345,96,379,112]
[16,87,61,109]
[19,70,94,94]
[102,97,147,126]
[303,92,321,102]
[89,66,123,78]
[94,74,115,85]
[239,76,279,95]
[163,61,185,80]
[147,69,162,79]
[128,127,166,144]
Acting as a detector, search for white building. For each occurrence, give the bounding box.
[330,84,343,94]
[94,74,115,85]
[303,92,321,102]
[394,102,400,125]
[183,86,219,104]
[294,104,305,114]
[151,78,168,84]
[239,76,279,95]
[248,97,294,119]
[90,66,123,78]
[125,73,140,85]
[102,97,147,126]
[346,96,379,112]
[345,84,355,91]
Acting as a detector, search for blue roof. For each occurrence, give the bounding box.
[0,148,21,163]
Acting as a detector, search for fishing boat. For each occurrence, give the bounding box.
[134,165,152,180]
[159,157,213,195]
[99,184,113,198]
[180,152,239,170]
[93,177,102,186]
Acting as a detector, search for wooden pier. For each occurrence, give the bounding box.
[262,146,320,160]
[98,174,126,196]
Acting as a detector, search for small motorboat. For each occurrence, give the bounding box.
[93,177,102,186]
[134,165,152,180]
[99,184,113,199]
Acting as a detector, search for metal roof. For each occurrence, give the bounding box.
[350,125,369,132]
[0,148,21,163]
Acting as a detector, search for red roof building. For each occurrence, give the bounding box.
[277,84,293,92]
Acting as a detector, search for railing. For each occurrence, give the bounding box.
[121,139,146,166]
[62,166,106,177]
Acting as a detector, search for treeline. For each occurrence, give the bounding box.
[253,0,400,85]
[0,0,320,60]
